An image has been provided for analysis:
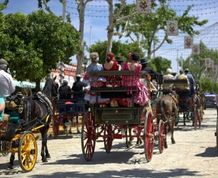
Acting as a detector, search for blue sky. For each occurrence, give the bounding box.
[2,0,218,71]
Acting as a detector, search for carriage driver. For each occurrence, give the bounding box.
[0,58,15,122]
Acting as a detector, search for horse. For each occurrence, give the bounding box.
[5,91,53,169]
[156,93,178,147]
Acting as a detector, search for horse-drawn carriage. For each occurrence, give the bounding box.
[53,99,86,137]
[162,79,202,129]
[80,71,166,162]
[0,92,52,172]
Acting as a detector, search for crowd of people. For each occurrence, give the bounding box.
[0,51,197,123]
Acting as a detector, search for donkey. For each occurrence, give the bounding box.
[156,93,178,148]
[7,92,53,169]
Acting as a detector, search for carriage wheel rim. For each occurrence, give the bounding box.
[144,113,154,162]
[18,132,38,172]
[103,124,113,153]
[158,120,165,153]
[81,112,96,161]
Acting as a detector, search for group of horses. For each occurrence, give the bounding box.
[154,88,204,148]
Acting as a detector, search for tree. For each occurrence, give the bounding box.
[89,41,143,64]
[149,56,171,74]
[0,11,79,89]
[114,0,208,59]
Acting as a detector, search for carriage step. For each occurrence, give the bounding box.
[113,134,123,139]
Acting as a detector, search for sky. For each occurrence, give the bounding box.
[1,0,218,72]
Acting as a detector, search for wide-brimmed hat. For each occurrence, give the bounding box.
[90,52,99,59]
[166,68,173,74]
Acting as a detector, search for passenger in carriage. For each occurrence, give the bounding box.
[58,80,72,100]
[175,69,190,108]
[162,68,175,94]
[184,68,196,97]
[103,52,120,87]
[83,52,108,104]
[121,53,149,106]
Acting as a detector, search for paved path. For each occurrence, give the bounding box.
[0,109,217,178]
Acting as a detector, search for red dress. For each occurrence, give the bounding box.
[104,60,120,87]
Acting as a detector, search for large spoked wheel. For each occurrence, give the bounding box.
[18,132,38,172]
[81,112,96,161]
[158,120,166,154]
[103,124,113,153]
[144,112,154,162]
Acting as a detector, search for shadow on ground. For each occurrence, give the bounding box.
[195,147,218,157]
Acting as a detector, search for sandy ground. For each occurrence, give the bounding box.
[0,109,217,178]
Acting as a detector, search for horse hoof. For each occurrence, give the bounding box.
[172,140,176,144]
[42,158,48,162]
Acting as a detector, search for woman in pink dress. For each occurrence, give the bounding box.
[122,53,149,106]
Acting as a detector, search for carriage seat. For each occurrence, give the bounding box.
[90,71,138,98]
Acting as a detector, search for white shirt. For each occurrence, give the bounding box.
[0,70,15,97]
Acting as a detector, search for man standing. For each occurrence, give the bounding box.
[0,58,15,121]
[72,74,87,102]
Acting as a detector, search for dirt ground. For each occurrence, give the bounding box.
[0,109,217,178]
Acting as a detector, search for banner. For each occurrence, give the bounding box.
[136,0,151,13]
[184,36,193,49]
[192,44,200,55]
[166,20,178,36]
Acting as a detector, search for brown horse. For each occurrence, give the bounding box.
[156,93,178,147]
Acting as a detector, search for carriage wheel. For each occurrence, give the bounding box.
[144,112,154,162]
[81,112,96,161]
[103,124,113,153]
[125,127,132,148]
[158,120,166,154]
[18,132,38,172]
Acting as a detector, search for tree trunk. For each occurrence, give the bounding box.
[107,0,114,53]
[76,1,85,74]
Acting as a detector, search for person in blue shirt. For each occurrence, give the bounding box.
[184,68,196,96]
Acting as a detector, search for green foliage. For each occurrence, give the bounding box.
[0,11,79,82]
[89,41,143,64]
[199,78,218,93]
[114,0,207,58]
[149,56,171,73]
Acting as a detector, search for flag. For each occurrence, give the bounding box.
[184,36,193,49]
[166,20,178,36]
[136,0,151,13]
[192,44,200,55]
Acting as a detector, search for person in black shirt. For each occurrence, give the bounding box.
[72,74,87,102]
[58,80,72,100]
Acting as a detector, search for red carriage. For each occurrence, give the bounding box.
[81,71,166,162]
